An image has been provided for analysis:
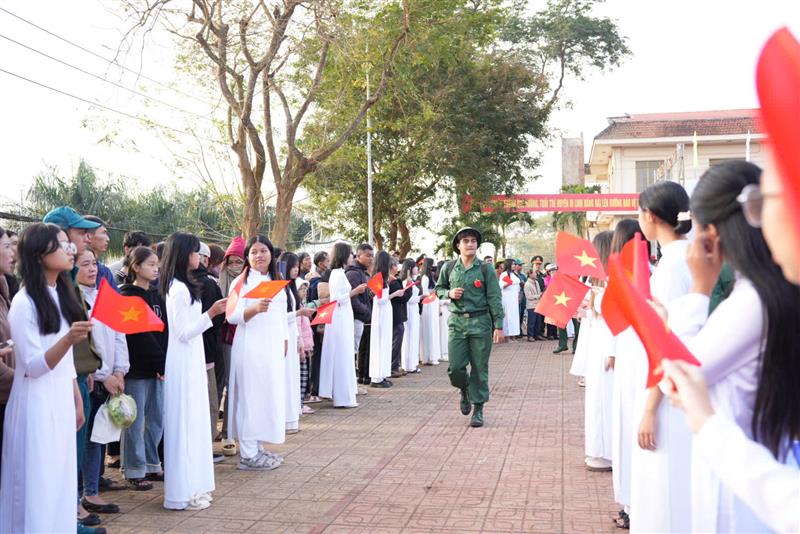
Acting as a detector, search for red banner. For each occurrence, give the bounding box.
[461,194,639,213]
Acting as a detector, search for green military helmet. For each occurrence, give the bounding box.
[452,227,483,253]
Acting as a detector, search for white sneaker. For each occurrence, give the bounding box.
[184,496,211,511]
[585,457,612,472]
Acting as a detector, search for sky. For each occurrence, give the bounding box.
[0,0,798,251]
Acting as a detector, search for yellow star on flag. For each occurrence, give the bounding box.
[119,306,142,322]
[318,310,329,319]
[554,291,571,306]
[574,249,598,268]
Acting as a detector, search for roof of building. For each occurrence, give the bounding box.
[595,109,761,140]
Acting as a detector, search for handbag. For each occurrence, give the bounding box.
[73,287,102,375]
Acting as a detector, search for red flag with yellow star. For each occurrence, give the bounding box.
[367,272,384,298]
[91,278,165,334]
[534,273,589,328]
[310,300,338,326]
[555,232,606,280]
[603,233,652,334]
[602,253,700,387]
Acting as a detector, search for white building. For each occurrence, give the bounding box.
[585,109,765,230]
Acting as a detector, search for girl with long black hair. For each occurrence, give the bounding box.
[663,153,800,534]
[582,231,614,473]
[227,235,289,469]
[319,242,367,407]
[400,259,422,374]
[160,232,227,511]
[281,252,314,433]
[629,180,694,533]
[368,251,405,388]
[419,258,441,365]
[608,218,648,529]
[0,223,92,532]
[119,245,168,490]
[666,160,800,533]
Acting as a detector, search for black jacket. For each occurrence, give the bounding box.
[192,266,224,365]
[119,283,168,379]
[390,278,412,325]
[345,262,372,324]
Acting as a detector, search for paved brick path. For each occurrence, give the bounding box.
[102,339,617,533]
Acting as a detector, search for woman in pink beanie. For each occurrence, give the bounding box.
[217,236,245,453]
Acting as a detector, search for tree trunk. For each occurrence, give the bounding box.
[388,220,398,252]
[237,146,263,240]
[398,220,412,258]
[271,179,299,248]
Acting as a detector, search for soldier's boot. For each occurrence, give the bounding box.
[470,404,484,427]
[460,389,471,416]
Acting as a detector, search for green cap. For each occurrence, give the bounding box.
[452,227,482,253]
[42,206,101,230]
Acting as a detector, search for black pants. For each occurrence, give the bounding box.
[391,323,405,372]
[546,324,558,339]
[357,324,372,382]
[309,326,323,396]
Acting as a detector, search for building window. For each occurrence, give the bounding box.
[635,160,661,192]
[709,158,746,166]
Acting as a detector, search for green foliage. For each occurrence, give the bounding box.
[551,183,603,237]
[304,0,630,253]
[24,161,312,254]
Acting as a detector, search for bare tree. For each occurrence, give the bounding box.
[121,0,410,245]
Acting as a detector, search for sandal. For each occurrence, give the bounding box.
[126,478,154,491]
[98,477,126,492]
[144,472,165,482]
[221,439,238,457]
[614,510,630,530]
[302,405,316,414]
[304,396,322,404]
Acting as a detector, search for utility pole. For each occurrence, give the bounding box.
[366,45,374,247]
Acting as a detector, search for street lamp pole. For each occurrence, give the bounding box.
[366,48,374,247]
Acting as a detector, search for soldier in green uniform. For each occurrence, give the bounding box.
[435,227,505,427]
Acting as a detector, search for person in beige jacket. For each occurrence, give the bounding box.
[523,270,544,342]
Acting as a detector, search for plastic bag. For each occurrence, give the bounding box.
[107,393,138,429]
[90,404,122,444]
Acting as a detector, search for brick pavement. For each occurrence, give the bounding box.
[101,339,618,533]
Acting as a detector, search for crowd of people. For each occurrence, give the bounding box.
[0,210,517,533]
[564,158,800,533]
[0,156,798,534]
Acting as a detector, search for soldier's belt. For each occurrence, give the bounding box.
[451,309,489,319]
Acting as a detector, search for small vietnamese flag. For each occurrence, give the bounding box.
[91,278,164,334]
[310,300,338,326]
[534,273,589,328]
[756,28,800,254]
[604,233,651,334]
[243,279,290,299]
[421,292,438,305]
[556,232,606,280]
[602,253,700,387]
[404,279,416,290]
[501,273,513,288]
[367,272,384,298]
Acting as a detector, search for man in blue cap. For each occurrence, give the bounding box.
[43,206,100,258]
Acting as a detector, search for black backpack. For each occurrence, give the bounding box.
[308,277,322,302]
